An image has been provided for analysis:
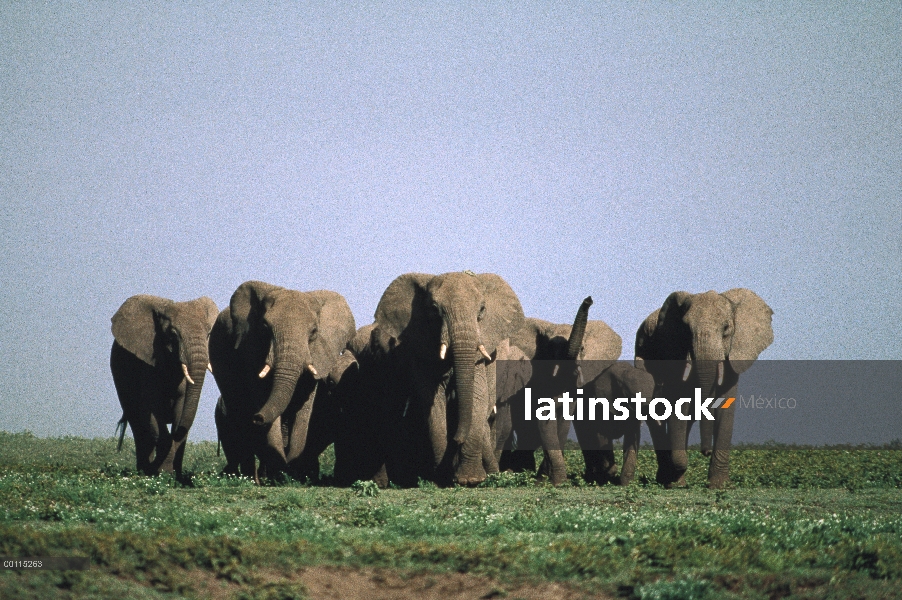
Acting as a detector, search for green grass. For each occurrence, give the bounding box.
[1,431,901,598]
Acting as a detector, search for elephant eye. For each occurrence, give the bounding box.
[309,328,318,342]
[477,304,486,321]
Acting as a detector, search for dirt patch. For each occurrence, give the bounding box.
[106,564,611,599]
[293,565,610,600]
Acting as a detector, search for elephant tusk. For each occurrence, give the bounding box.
[440,343,447,360]
[207,363,213,374]
[717,361,724,386]
[552,364,560,377]
[576,365,584,387]
[307,364,318,377]
[182,364,195,385]
[258,364,271,378]
[478,344,493,362]
[402,398,410,418]
[682,360,692,382]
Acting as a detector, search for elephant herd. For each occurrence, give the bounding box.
[110,272,773,489]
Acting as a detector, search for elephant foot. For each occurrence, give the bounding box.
[454,462,487,487]
[707,475,730,489]
[701,448,713,457]
[374,464,389,489]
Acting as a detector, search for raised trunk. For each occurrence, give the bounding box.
[566,296,593,360]
[253,363,303,426]
[449,318,478,445]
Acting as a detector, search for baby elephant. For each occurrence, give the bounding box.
[572,361,659,486]
[110,295,219,476]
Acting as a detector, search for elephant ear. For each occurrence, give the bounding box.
[229,281,283,349]
[722,288,774,373]
[508,318,552,359]
[195,296,220,333]
[654,291,693,358]
[111,295,172,366]
[373,273,434,353]
[307,290,357,379]
[476,273,525,354]
[575,320,622,384]
[634,308,674,383]
[634,309,660,362]
[496,343,533,403]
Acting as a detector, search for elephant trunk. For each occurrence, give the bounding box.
[449,316,479,445]
[693,333,723,398]
[253,361,303,427]
[566,296,593,360]
[173,343,209,441]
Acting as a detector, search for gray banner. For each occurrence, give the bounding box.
[495,360,902,449]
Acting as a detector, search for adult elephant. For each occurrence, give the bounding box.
[495,297,622,485]
[209,281,355,482]
[635,289,773,489]
[372,271,525,486]
[110,294,219,476]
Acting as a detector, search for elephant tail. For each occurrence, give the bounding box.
[217,438,221,457]
[115,415,127,452]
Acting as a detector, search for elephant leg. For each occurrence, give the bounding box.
[493,401,512,464]
[620,421,640,486]
[373,463,389,489]
[172,437,187,477]
[699,418,714,457]
[646,418,672,486]
[148,410,174,475]
[572,420,602,484]
[426,381,450,472]
[536,418,568,485]
[483,361,500,473]
[665,419,692,488]
[285,381,318,462]
[708,395,736,489]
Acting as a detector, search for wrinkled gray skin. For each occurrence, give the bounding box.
[635,289,773,489]
[496,297,623,485]
[209,281,355,482]
[110,295,219,476]
[571,362,657,486]
[373,272,525,486]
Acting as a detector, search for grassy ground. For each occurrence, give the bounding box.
[1,431,901,599]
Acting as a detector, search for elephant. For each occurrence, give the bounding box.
[495,297,624,485]
[371,271,525,486]
[330,324,429,488]
[571,361,658,486]
[110,294,219,476]
[635,288,774,488]
[209,281,356,482]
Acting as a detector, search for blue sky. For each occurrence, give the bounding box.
[1,3,899,440]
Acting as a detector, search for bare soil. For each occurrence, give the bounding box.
[187,565,612,599]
